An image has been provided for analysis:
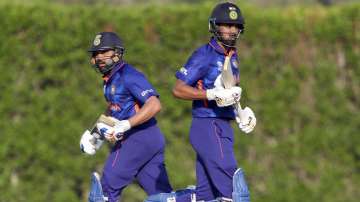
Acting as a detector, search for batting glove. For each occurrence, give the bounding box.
[97,120,131,143]
[80,130,104,155]
[235,107,256,134]
[206,86,242,107]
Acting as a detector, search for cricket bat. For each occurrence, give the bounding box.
[221,54,244,121]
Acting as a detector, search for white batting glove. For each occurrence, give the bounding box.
[97,120,131,143]
[206,86,242,107]
[80,130,104,155]
[235,107,256,134]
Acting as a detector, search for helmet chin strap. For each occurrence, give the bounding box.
[209,21,242,48]
[216,31,241,48]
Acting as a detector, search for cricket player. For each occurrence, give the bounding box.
[81,32,172,202]
[172,2,256,201]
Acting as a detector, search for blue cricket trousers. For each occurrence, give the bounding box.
[190,117,238,201]
[101,124,172,202]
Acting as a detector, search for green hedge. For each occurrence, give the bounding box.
[0,2,359,202]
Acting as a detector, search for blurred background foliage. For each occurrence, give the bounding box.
[5,0,360,6]
[0,0,359,201]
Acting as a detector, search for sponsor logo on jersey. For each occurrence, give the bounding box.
[179,67,188,75]
[141,89,154,97]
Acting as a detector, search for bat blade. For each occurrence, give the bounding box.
[221,55,235,89]
[221,54,244,121]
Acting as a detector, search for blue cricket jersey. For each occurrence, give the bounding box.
[175,38,240,119]
[103,62,158,127]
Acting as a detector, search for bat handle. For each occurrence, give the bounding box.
[234,102,244,122]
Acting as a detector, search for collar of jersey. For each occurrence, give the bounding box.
[208,37,237,56]
[102,61,125,82]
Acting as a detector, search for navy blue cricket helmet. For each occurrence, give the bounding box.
[88,32,125,74]
[209,2,245,47]
[89,32,124,53]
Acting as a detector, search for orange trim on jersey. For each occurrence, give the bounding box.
[197,80,208,108]
[102,75,110,82]
[226,49,235,57]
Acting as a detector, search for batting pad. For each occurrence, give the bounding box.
[232,168,250,202]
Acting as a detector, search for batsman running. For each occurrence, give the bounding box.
[79,32,172,202]
[172,2,256,201]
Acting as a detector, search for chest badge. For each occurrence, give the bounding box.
[111,85,116,95]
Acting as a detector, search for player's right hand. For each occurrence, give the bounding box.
[206,86,242,107]
[80,130,97,155]
[235,107,256,134]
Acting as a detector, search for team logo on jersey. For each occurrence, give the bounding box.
[179,67,188,75]
[229,11,238,20]
[111,85,116,95]
[141,89,154,97]
[93,34,102,46]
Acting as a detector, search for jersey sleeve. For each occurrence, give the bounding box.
[175,49,208,86]
[125,70,159,104]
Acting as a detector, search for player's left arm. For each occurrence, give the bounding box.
[128,95,160,127]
